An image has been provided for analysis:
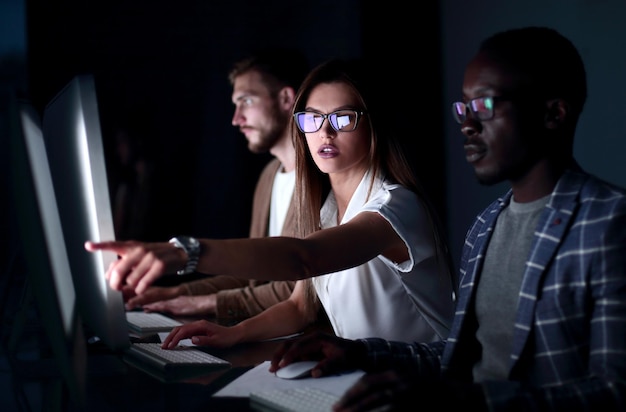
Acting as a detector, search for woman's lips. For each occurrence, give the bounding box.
[318,144,338,158]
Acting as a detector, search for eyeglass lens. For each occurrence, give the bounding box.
[295,110,360,133]
[451,97,494,124]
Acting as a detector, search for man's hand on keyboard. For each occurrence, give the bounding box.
[140,295,216,317]
[124,284,185,310]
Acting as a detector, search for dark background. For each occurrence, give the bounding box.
[14,0,446,245]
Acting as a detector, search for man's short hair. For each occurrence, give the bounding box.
[479,26,587,116]
[228,48,310,94]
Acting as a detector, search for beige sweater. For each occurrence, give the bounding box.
[183,158,296,319]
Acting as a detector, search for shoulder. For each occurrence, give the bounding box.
[360,180,432,236]
[580,173,626,202]
[554,170,626,215]
[363,180,420,212]
[255,158,282,185]
[260,158,282,175]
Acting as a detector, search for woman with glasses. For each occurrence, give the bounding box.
[86,58,457,348]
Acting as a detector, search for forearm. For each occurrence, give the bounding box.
[182,275,250,296]
[358,338,445,376]
[196,237,316,281]
[230,299,315,343]
[214,281,296,319]
[195,217,388,282]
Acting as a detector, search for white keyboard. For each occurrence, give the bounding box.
[126,311,183,334]
[128,342,230,366]
[249,387,339,412]
[124,343,230,381]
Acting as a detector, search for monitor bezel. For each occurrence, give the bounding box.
[43,74,130,352]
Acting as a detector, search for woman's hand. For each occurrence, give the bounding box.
[84,240,186,294]
[161,319,242,349]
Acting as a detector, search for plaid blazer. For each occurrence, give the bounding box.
[361,168,626,411]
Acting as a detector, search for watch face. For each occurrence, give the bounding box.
[169,236,200,275]
[183,236,200,253]
[170,237,199,254]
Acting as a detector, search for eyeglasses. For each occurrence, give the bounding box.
[451,96,511,124]
[294,110,366,133]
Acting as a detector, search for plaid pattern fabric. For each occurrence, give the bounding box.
[360,169,626,411]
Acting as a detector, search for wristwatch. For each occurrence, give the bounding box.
[168,236,201,275]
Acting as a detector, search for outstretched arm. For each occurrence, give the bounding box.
[86,211,404,295]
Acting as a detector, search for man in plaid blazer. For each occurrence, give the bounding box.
[267,27,626,411]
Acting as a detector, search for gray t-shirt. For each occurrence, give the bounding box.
[472,194,549,381]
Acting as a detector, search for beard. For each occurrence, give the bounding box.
[247,126,281,154]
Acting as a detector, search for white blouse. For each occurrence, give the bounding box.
[312,170,454,343]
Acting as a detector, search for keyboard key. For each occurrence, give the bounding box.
[250,387,339,412]
[126,311,183,334]
[124,343,230,382]
[129,343,229,365]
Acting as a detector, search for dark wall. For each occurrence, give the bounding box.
[22,1,447,244]
[0,1,28,284]
[361,3,447,223]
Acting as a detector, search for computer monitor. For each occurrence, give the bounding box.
[8,96,87,407]
[42,74,130,352]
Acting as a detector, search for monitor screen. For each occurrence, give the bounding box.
[43,74,130,352]
[8,96,87,406]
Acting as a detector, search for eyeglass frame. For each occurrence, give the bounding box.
[451,95,515,124]
[293,109,367,133]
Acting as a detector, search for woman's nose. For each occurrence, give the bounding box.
[318,121,336,139]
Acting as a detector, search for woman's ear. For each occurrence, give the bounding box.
[545,98,569,129]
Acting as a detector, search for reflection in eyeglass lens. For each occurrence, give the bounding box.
[331,112,354,130]
[470,97,493,115]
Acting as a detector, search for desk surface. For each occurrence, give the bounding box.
[70,317,332,411]
[78,343,278,411]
